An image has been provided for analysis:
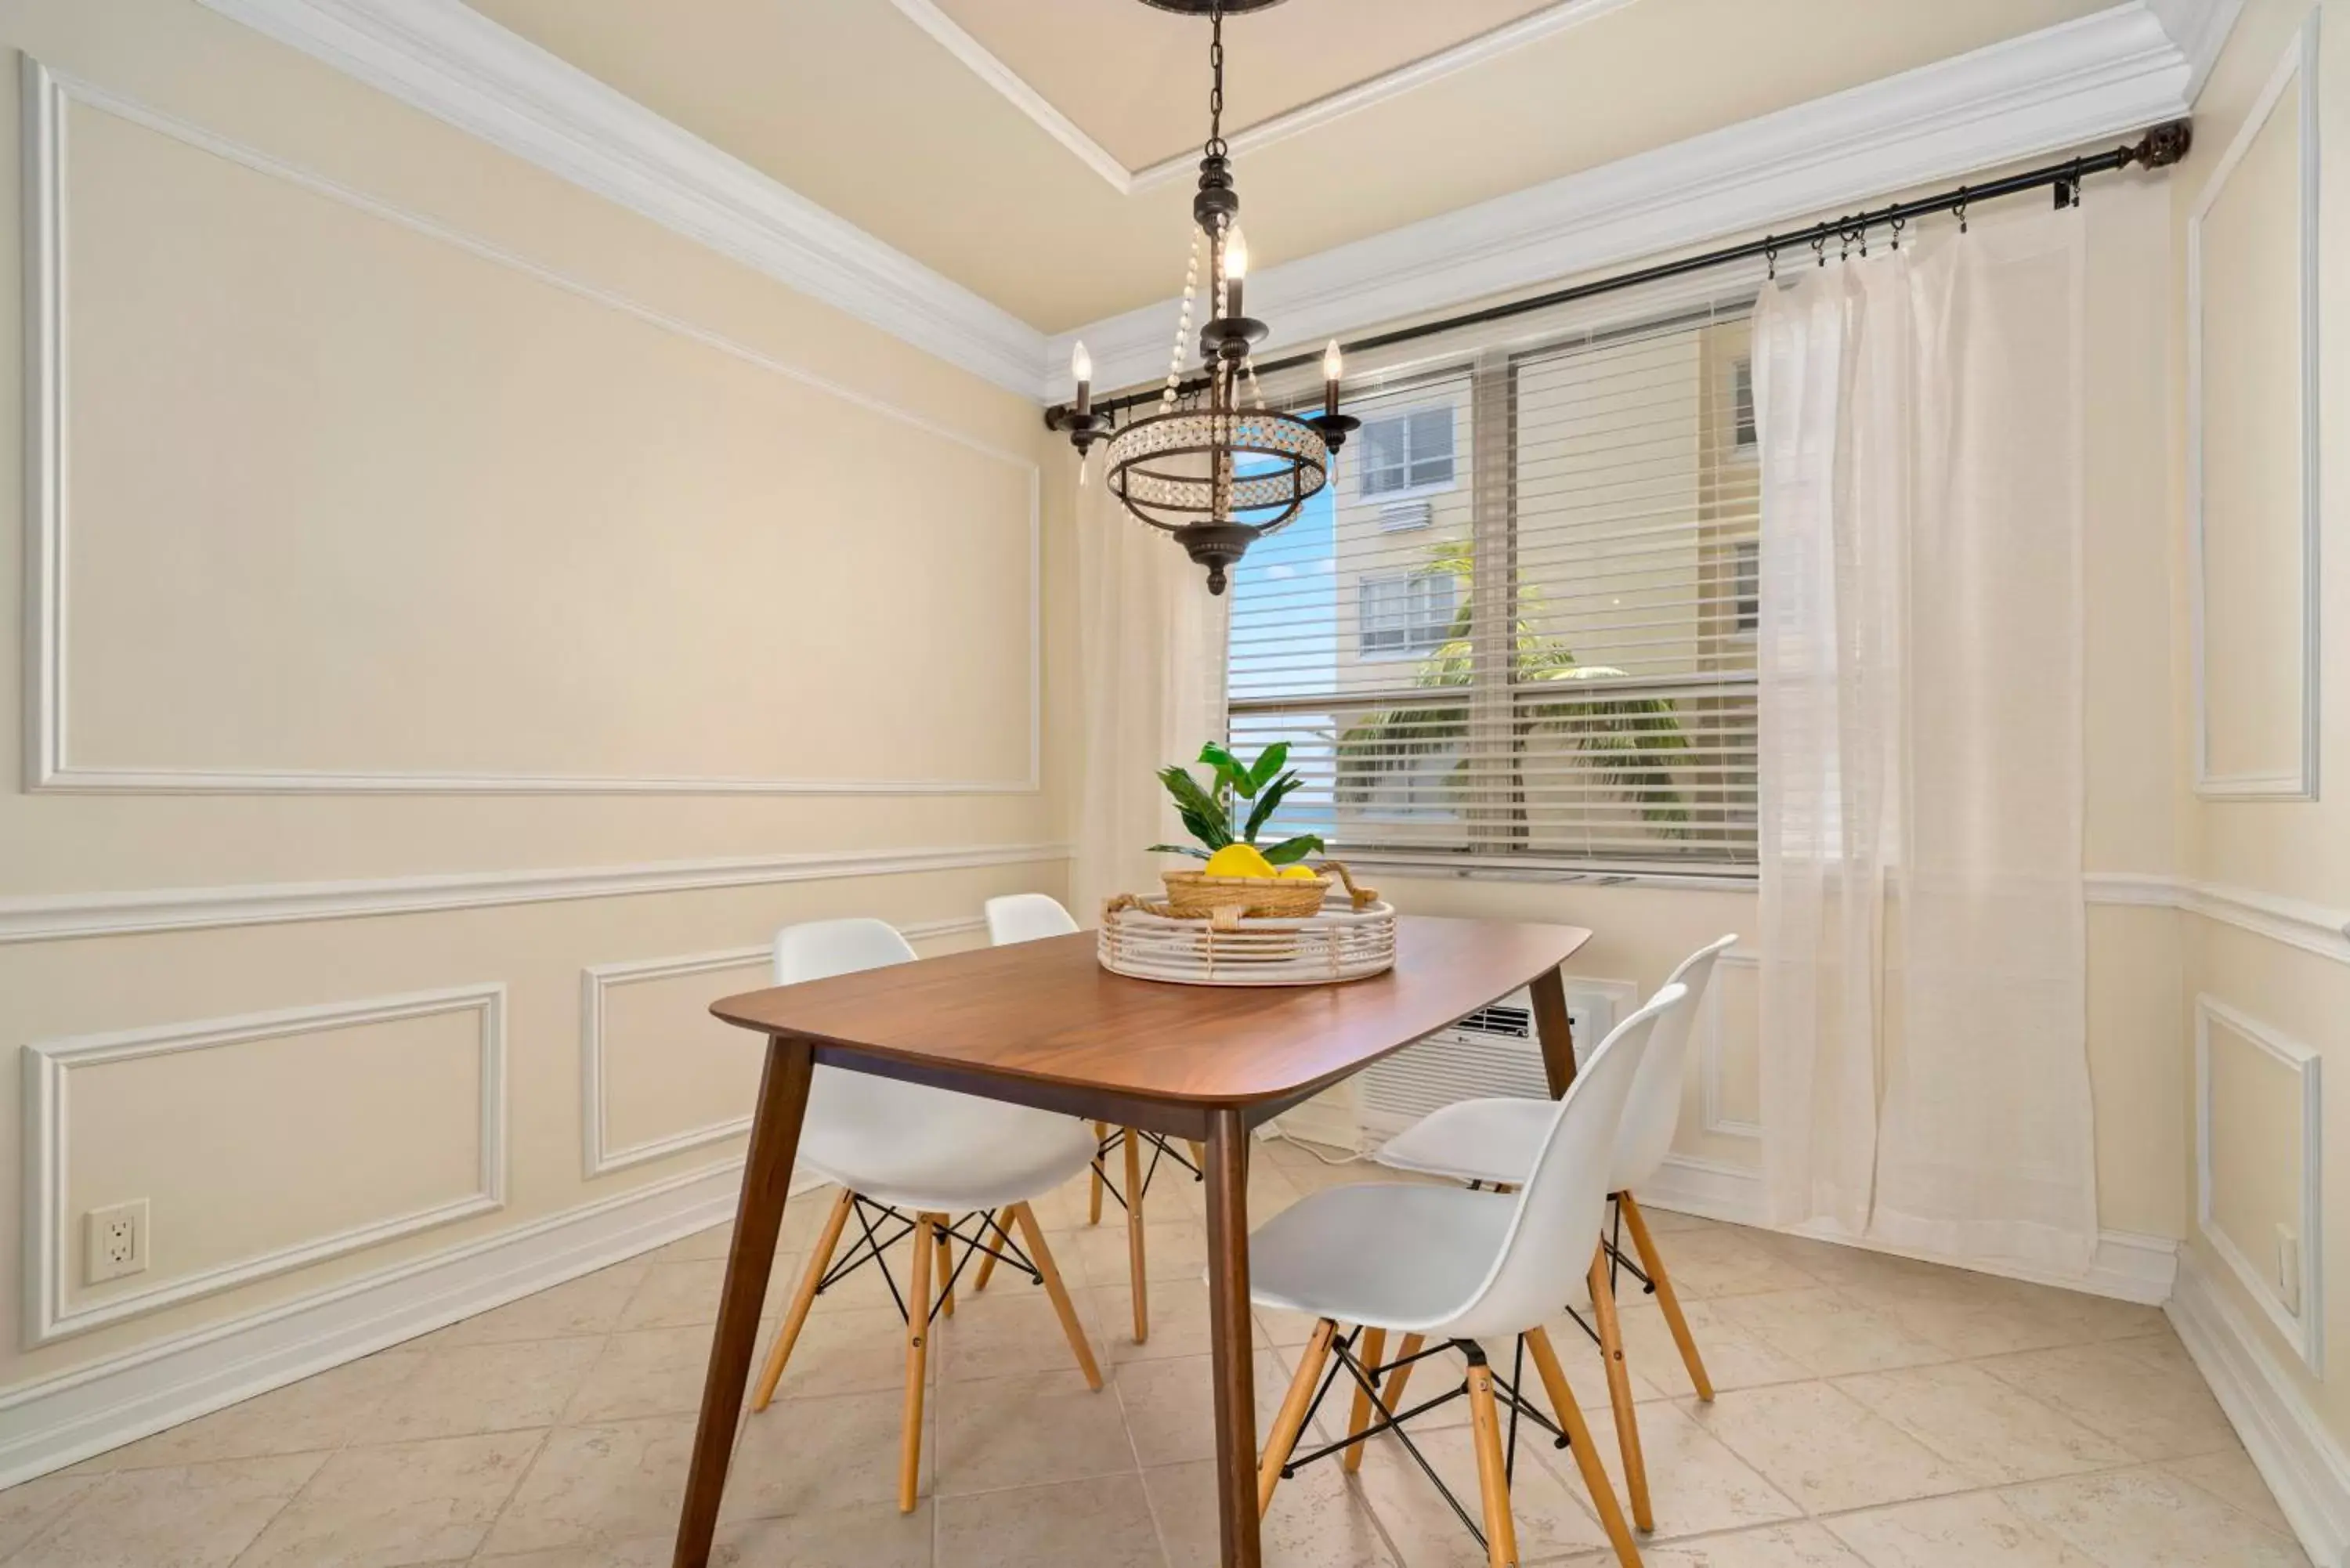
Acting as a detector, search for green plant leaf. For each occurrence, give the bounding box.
[1147,843,1212,860]
[1259,834,1325,865]
[1248,742,1289,790]
[1156,764,1234,850]
[1242,770,1300,842]
[1197,742,1255,797]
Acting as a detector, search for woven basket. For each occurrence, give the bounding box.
[1098,895,1397,986]
[1159,861,1379,927]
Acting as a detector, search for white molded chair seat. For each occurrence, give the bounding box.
[1251,986,1687,1568]
[753,917,1104,1514]
[796,1078,1096,1214]
[1249,1183,1517,1334]
[1372,1097,1555,1190]
[984,891,1081,945]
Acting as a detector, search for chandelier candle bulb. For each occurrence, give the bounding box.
[1322,340,1343,417]
[1072,341,1093,417]
[1222,226,1248,320]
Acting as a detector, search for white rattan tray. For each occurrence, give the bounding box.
[1097,894,1397,987]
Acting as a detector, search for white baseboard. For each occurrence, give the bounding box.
[1638,1153,2179,1306]
[0,1158,819,1488]
[2169,1248,2350,1568]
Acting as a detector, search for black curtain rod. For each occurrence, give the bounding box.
[1048,120,2193,425]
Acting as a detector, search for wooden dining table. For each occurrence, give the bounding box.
[671,912,1594,1568]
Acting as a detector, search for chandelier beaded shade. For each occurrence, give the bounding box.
[1047,0,1356,594]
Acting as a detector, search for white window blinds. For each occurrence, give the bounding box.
[1227,297,1761,876]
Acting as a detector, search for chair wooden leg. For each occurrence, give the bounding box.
[1342,1327,1386,1474]
[1124,1128,1149,1343]
[1464,1357,1520,1568]
[1259,1318,1335,1517]
[1379,1331,1426,1422]
[751,1187,854,1412]
[970,1206,1010,1294]
[899,1213,936,1513]
[1619,1192,1712,1400]
[935,1222,956,1318]
[1010,1202,1102,1389]
[1524,1328,1640,1568]
[1588,1245,1653,1533]
[1089,1122,1108,1224]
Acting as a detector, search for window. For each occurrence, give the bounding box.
[1226,300,1762,876]
[1732,356,1758,450]
[1359,570,1457,656]
[1359,406,1455,497]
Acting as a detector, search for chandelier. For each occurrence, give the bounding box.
[1047,0,1357,594]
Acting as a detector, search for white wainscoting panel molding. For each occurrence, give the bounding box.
[2169,1247,2350,1568]
[20,60,1041,797]
[2195,994,2324,1371]
[1697,948,1762,1140]
[0,842,1072,945]
[2084,870,2350,968]
[20,984,508,1347]
[2186,11,2323,800]
[580,914,986,1179]
[191,0,1047,394]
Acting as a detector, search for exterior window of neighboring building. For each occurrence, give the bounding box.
[1358,570,1456,656]
[1359,406,1455,497]
[1733,356,1758,450]
[1734,538,1761,634]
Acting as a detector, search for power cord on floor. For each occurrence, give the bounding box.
[1260,1125,1377,1165]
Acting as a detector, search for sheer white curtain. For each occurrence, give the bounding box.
[1753,205,2097,1273]
[1072,464,1229,921]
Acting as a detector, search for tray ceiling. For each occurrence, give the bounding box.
[461,0,2122,333]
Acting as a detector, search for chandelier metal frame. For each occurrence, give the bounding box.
[1047,0,1356,594]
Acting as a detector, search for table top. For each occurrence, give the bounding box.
[710,915,1591,1120]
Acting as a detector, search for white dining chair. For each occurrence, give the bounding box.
[978,892,1204,1345]
[1371,934,1737,1533]
[1253,984,1685,1568]
[747,917,1103,1513]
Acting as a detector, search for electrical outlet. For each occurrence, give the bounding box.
[2277,1225,2301,1314]
[84,1198,148,1286]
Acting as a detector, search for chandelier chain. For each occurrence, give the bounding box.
[1205,1,1226,159]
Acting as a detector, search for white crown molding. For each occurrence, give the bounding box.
[2195,995,2324,1373]
[2148,0,2251,100]
[193,0,1049,396]
[577,916,986,1180]
[2170,1247,2350,1568]
[1640,1154,2181,1306]
[2187,13,2323,802]
[22,985,508,1346]
[2083,872,2350,968]
[1058,2,2196,395]
[0,1158,765,1487]
[886,0,1640,197]
[23,61,1042,799]
[0,842,1071,945]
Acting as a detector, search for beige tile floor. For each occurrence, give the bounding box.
[1,1138,2306,1567]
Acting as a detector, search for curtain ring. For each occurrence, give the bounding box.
[1812,232,1828,268]
[1889,214,1907,251]
[1765,237,1779,280]
[1955,187,1970,234]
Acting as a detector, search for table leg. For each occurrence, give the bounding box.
[1203,1109,1262,1568]
[671,1034,815,1568]
[1530,966,1578,1098]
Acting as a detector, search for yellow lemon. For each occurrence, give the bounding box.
[1275,864,1321,880]
[1202,844,1277,879]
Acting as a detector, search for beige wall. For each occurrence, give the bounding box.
[2168,0,2350,1442]
[0,0,1073,1407]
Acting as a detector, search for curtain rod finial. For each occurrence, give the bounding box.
[2130,120,2193,170]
